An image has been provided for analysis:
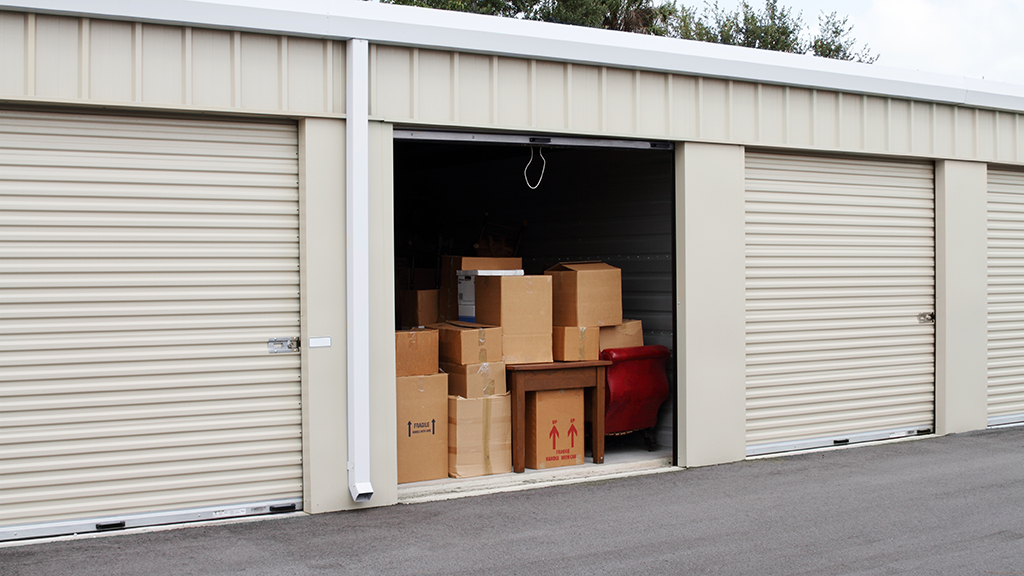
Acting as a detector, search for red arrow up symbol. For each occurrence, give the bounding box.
[549,423,560,450]
[567,421,578,449]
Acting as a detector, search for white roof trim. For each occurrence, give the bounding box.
[4,0,1024,113]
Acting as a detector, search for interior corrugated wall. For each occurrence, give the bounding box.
[0,109,302,538]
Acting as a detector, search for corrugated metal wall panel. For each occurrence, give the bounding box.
[0,110,301,537]
[987,168,1024,424]
[0,11,345,115]
[745,152,935,455]
[369,43,1024,165]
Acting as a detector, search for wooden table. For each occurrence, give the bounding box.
[505,360,612,473]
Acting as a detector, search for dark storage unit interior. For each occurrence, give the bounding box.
[393,138,677,453]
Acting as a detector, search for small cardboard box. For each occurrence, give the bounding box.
[400,289,439,328]
[397,373,449,483]
[429,321,503,365]
[395,328,438,377]
[474,275,553,336]
[545,262,622,328]
[526,388,584,470]
[553,326,599,361]
[502,333,553,364]
[448,394,512,478]
[440,256,523,320]
[441,361,506,398]
[599,319,644,352]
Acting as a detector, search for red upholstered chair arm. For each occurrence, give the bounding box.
[600,345,671,435]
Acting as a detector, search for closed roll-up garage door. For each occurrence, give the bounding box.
[987,168,1024,426]
[0,110,302,540]
[745,152,935,456]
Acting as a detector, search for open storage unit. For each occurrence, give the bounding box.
[392,133,677,474]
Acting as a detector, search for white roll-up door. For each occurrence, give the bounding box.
[987,168,1024,426]
[745,152,935,456]
[0,110,302,540]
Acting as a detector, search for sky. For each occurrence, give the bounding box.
[763,0,1024,86]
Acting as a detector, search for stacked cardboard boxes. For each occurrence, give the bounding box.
[432,321,512,478]
[475,275,553,364]
[396,328,448,484]
[545,262,622,360]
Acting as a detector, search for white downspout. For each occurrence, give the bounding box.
[346,38,373,502]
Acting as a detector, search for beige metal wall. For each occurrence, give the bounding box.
[0,11,346,115]
[3,8,1024,170]
[370,45,1024,166]
[298,119,399,512]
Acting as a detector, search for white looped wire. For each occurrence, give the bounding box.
[524,146,546,190]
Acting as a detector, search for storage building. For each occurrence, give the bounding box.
[2,0,1023,541]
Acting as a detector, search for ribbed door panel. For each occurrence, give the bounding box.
[0,110,301,535]
[745,153,935,455]
[988,169,1024,424]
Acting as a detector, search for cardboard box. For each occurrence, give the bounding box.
[545,262,622,327]
[526,389,584,470]
[441,361,506,398]
[448,394,512,478]
[429,321,503,365]
[502,334,553,365]
[400,289,439,328]
[457,269,524,322]
[395,328,438,377]
[474,275,552,336]
[397,373,449,483]
[440,256,523,320]
[553,326,599,361]
[599,319,644,352]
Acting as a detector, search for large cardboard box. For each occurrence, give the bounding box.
[475,275,552,335]
[545,262,622,328]
[553,326,599,361]
[502,334,553,364]
[397,373,449,483]
[526,389,585,469]
[448,394,513,478]
[598,319,644,352]
[441,361,506,398]
[440,256,523,321]
[395,328,438,377]
[429,321,503,365]
[399,289,439,328]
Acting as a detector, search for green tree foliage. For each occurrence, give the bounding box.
[383,0,878,63]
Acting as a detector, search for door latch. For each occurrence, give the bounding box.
[268,337,300,354]
[917,312,935,324]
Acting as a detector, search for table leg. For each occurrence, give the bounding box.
[592,366,605,464]
[512,373,526,473]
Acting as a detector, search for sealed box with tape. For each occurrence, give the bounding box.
[448,393,512,478]
[552,326,599,361]
[440,361,506,398]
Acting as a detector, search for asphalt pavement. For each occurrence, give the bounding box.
[3,427,1024,576]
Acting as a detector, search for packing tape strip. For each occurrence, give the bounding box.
[477,363,494,396]
[578,327,587,360]
[478,328,487,363]
[482,395,493,476]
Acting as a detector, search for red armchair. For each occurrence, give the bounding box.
[600,345,671,448]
